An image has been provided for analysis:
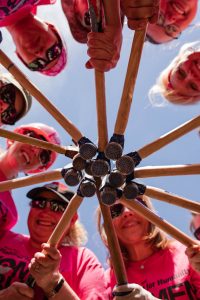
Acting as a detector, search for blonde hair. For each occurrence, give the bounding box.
[149,42,200,105]
[61,220,88,247]
[96,195,168,263]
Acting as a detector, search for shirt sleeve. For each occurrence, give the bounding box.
[76,247,108,300]
[0,190,18,232]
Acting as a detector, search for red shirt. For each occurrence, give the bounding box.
[0,230,108,299]
[105,241,200,299]
[0,0,56,27]
[0,169,17,231]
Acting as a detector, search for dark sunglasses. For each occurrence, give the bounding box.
[18,25,63,71]
[110,198,147,219]
[23,130,52,166]
[194,227,200,241]
[30,198,68,213]
[0,84,18,125]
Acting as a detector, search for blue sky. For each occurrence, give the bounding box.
[0,2,200,267]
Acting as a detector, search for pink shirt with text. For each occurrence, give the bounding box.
[0,230,108,299]
[105,241,200,300]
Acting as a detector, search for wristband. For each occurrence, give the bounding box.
[46,276,65,299]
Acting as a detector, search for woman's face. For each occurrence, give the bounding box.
[192,214,200,231]
[147,0,198,43]
[0,83,24,126]
[111,202,150,246]
[168,51,200,97]
[28,191,65,246]
[6,141,45,172]
[14,19,60,71]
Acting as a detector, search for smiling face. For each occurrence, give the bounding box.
[168,51,200,97]
[147,0,198,43]
[13,17,60,71]
[28,190,77,248]
[112,201,150,246]
[5,142,44,173]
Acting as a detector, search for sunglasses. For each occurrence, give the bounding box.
[0,84,18,125]
[23,130,52,166]
[194,227,200,241]
[110,198,147,219]
[18,25,63,72]
[30,198,68,213]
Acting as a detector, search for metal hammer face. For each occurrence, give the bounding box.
[61,164,83,186]
[79,177,96,197]
[116,151,142,175]
[72,153,87,171]
[99,175,117,205]
[108,169,125,188]
[78,136,97,160]
[123,182,139,199]
[105,134,124,160]
[91,159,110,177]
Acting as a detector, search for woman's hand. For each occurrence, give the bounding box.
[121,0,160,30]
[86,25,122,72]
[28,243,62,293]
[185,244,200,273]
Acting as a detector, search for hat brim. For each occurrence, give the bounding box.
[61,0,89,43]
[27,186,74,203]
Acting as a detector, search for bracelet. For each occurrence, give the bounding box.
[46,276,65,299]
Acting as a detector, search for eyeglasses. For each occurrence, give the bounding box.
[157,13,182,40]
[30,198,68,213]
[18,25,63,72]
[0,84,18,125]
[194,227,200,241]
[23,130,52,166]
[110,198,147,219]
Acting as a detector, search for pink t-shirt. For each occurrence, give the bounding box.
[0,170,18,231]
[0,230,108,299]
[0,0,56,27]
[105,241,200,299]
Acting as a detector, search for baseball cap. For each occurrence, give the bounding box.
[27,182,74,203]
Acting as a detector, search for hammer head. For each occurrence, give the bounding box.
[105,142,123,160]
[108,169,125,188]
[116,155,135,175]
[72,153,87,171]
[78,136,97,160]
[91,159,110,177]
[63,168,82,186]
[123,182,139,199]
[79,178,96,197]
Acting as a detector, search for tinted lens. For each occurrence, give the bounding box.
[50,200,67,212]
[1,106,17,125]
[194,227,200,240]
[30,198,67,213]
[30,199,46,209]
[110,203,124,219]
[40,150,51,165]
[28,59,47,71]
[47,44,62,61]
[0,84,16,105]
